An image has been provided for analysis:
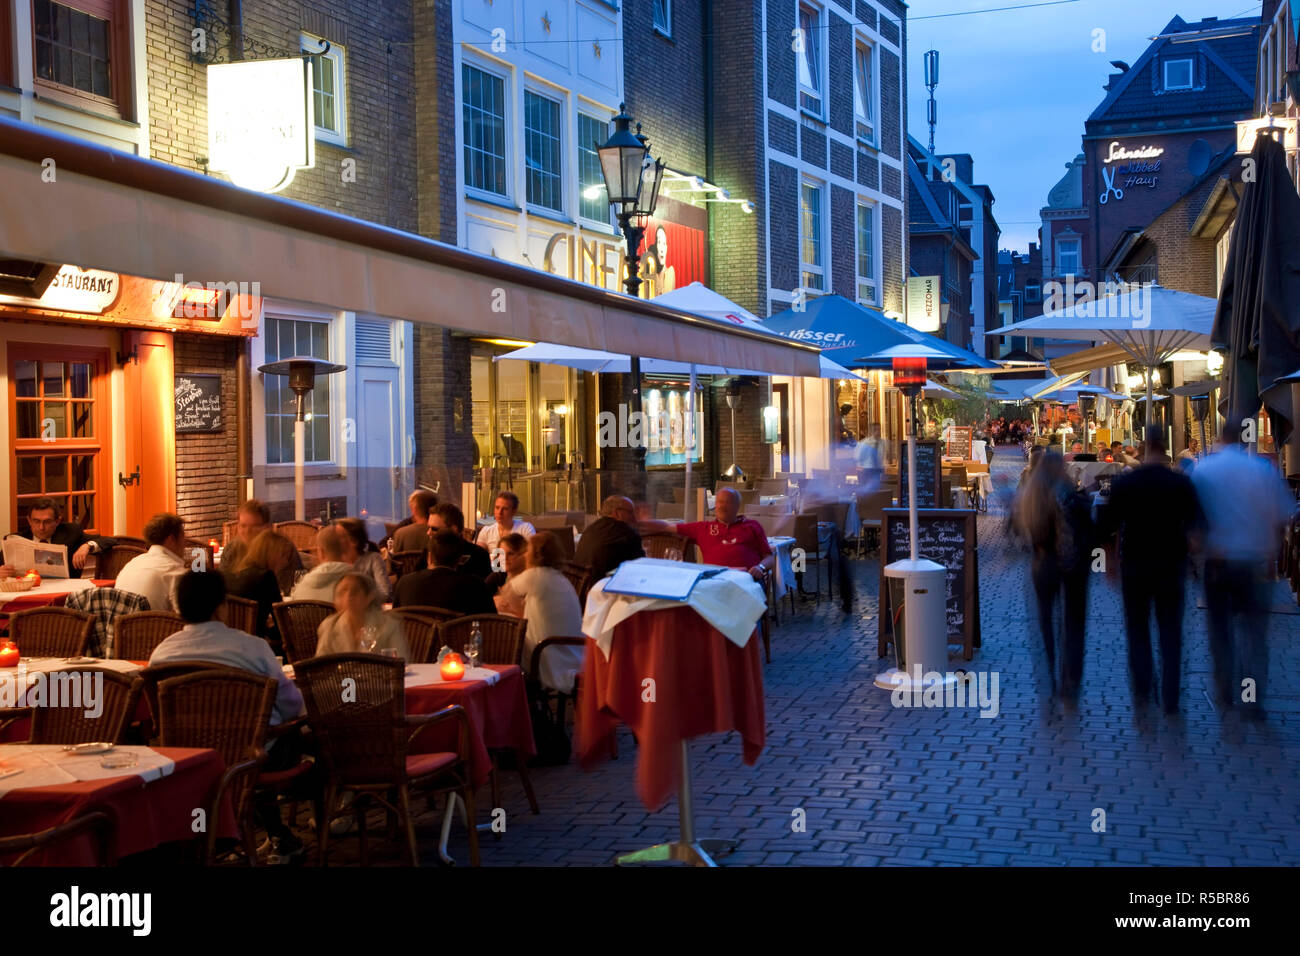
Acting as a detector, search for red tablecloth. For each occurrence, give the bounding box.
[404,664,535,787]
[0,745,234,864]
[577,605,766,811]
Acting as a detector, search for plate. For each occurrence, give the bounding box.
[65,657,99,665]
[63,742,114,755]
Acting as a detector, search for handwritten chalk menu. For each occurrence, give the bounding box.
[943,426,973,461]
[175,374,222,433]
[896,440,942,508]
[877,508,980,661]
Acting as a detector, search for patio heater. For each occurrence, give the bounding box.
[873,347,953,694]
[721,378,746,482]
[596,104,667,473]
[258,357,347,521]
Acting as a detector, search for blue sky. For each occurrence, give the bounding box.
[905,0,1263,252]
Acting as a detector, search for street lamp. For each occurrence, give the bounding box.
[597,104,667,472]
[258,357,346,521]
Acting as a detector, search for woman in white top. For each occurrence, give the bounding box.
[495,532,583,693]
[317,571,409,659]
[334,517,392,602]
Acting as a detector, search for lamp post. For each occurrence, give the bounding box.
[596,104,666,473]
[258,357,347,521]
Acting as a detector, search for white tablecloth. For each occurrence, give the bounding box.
[0,745,176,797]
[405,662,500,686]
[0,657,142,708]
[767,536,796,600]
[0,577,95,606]
[582,571,766,659]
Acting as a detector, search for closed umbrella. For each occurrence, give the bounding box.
[1211,133,1300,441]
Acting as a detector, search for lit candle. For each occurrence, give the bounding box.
[24,569,40,588]
[0,640,19,668]
[439,652,465,682]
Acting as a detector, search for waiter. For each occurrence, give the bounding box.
[1,496,116,578]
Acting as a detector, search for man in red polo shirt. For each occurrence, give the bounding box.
[671,487,773,584]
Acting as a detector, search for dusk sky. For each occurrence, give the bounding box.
[906,0,1263,253]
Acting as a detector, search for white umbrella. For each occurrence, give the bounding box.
[652,282,766,329]
[986,283,1216,408]
[922,379,957,398]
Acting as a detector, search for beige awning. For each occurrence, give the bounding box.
[0,119,820,377]
[1050,343,1134,375]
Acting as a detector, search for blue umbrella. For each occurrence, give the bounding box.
[764,295,996,370]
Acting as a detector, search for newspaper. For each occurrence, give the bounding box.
[2,535,70,578]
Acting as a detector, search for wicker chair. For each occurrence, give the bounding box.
[527,635,587,732]
[274,521,321,551]
[5,668,141,745]
[218,595,260,635]
[391,605,462,625]
[388,550,427,580]
[156,668,276,865]
[560,562,592,606]
[642,533,689,561]
[7,607,93,658]
[0,811,116,866]
[397,614,437,664]
[436,614,526,666]
[271,600,335,664]
[222,521,239,547]
[63,586,150,658]
[136,660,226,742]
[114,611,186,662]
[295,653,479,866]
[93,545,145,582]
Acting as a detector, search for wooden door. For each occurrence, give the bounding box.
[122,330,176,532]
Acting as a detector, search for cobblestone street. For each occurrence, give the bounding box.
[421,450,1300,867]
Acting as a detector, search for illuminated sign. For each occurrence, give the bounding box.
[4,265,121,313]
[1235,117,1299,153]
[906,275,941,333]
[207,58,315,193]
[1103,142,1165,164]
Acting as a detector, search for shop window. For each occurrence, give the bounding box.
[577,112,612,224]
[800,182,823,291]
[263,317,332,465]
[643,379,703,468]
[463,62,508,197]
[303,34,346,146]
[32,0,129,118]
[10,348,106,531]
[796,4,823,115]
[524,89,562,212]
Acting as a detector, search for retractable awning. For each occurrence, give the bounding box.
[1049,343,1135,376]
[0,119,821,377]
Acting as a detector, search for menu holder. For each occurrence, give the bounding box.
[897,440,942,508]
[604,558,726,602]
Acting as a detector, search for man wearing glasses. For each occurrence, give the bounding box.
[0,496,115,579]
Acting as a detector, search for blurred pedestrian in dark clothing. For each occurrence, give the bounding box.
[1192,422,1294,719]
[1099,426,1204,714]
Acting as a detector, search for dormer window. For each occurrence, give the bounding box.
[1163,58,1193,91]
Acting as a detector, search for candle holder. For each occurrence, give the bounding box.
[0,640,20,667]
[439,652,465,682]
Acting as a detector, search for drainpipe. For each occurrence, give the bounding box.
[702,0,714,288]
[237,344,250,505]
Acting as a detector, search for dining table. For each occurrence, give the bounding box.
[0,577,103,615]
[0,743,234,864]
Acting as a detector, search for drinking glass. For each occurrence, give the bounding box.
[464,642,480,671]
[359,625,379,653]
[665,548,683,562]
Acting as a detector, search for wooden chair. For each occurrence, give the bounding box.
[396,614,437,664]
[295,654,478,866]
[2,668,141,745]
[111,536,149,551]
[274,521,320,551]
[388,550,427,580]
[271,600,335,664]
[93,545,145,582]
[391,605,462,625]
[642,533,689,561]
[436,614,526,665]
[7,607,93,658]
[114,611,186,661]
[560,562,592,606]
[527,634,587,742]
[156,668,276,865]
[855,490,894,558]
[0,811,116,866]
[218,595,260,635]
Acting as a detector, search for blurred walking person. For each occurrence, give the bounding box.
[1013,451,1091,700]
[1192,421,1294,719]
[1099,427,1204,714]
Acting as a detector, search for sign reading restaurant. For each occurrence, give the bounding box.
[207,58,315,194]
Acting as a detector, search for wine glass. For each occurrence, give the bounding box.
[464,641,480,672]
[359,625,379,654]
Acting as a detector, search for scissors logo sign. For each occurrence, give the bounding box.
[1100,166,1124,204]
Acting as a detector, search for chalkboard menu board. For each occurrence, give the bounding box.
[878,508,980,661]
[943,425,973,461]
[896,440,942,508]
[175,374,222,433]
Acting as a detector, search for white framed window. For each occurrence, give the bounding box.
[853,41,875,141]
[800,181,824,291]
[263,316,333,465]
[1025,284,1041,303]
[653,0,671,36]
[577,111,612,225]
[856,201,877,304]
[524,89,563,212]
[1056,238,1080,277]
[302,34,347,145]
[462,61,508,197]
[796,4,823,115]
[1163,58,1193,91]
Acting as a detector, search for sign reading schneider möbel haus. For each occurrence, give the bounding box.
[1098,141,1165,203]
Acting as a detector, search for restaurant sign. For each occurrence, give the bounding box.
[0,265,120,313]
[906,276,941,333]
[207,58,315,193]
